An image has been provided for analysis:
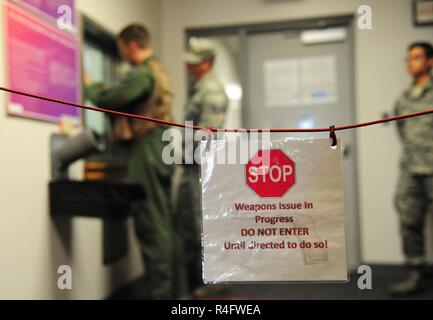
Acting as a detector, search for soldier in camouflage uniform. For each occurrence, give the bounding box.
[86,25,186,299]
[390,42,433,296]
[176,38,229,295]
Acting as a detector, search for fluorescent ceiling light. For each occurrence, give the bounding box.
[300,28,347,45]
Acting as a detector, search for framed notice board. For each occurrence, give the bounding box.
[4,1,81,124]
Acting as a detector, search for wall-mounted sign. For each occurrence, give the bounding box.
[5,1,81,123]
[413,0,433,26]
[264,55,338,108]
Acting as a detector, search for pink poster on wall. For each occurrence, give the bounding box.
[5,1,81,123]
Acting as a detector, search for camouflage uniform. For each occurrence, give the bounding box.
[394,77,433,267]
[177,73,229,292]
[87,56,187,299]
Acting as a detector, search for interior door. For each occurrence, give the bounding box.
[244,25,360,269]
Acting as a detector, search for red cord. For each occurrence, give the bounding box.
[1,86,433,133]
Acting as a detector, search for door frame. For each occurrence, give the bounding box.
[185,15,362,269]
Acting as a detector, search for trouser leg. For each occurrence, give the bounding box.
[394,171,429,266]
[133,196,174,299]
[177,165,203,293]
[128,127,184,299]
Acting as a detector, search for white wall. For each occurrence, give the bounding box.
[0,0,161,299]
[160,0,433,264]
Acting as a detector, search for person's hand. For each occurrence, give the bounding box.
[84,74,93,86]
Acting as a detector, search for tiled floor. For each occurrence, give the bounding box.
[107,265,433,300]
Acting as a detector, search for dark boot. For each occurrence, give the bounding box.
[389,266,427,297]
[192,285,232,299]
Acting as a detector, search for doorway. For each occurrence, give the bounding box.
[186,15,360,269]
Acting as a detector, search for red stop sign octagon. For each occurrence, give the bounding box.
[246,149,296,198]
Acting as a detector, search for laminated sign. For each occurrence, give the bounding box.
[200,138,348,283]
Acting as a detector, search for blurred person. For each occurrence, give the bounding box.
[176,38,229,297]
[390,42,433,296]
[85,24,186,299]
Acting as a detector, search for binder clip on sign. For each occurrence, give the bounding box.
[200,137,348,283]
